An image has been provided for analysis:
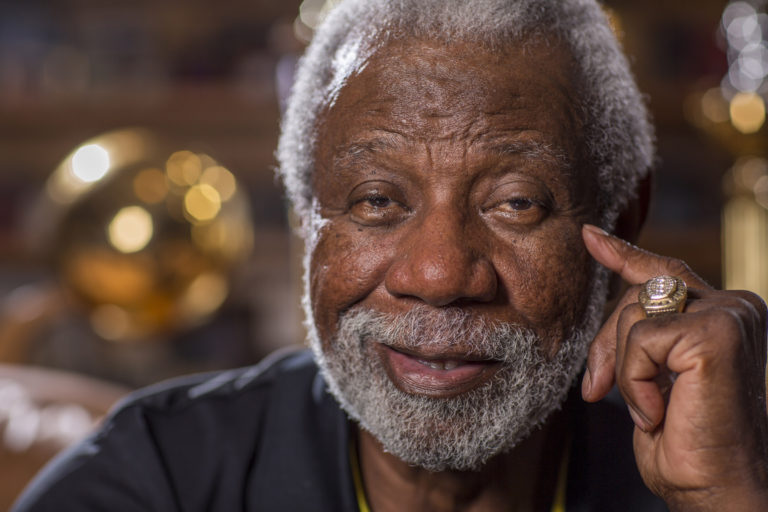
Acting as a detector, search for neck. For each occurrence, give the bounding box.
[357,410,568,512]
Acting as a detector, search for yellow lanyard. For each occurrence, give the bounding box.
[551,441,570,512]
[350,440,569,512]
[349,438,372,512]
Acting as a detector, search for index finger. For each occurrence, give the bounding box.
[580,224,710,402]
[582,224,710,290]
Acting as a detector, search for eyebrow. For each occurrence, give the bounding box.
[346,133,402,155]
[334,134,570,170]
[333,132,405,168]
[484,140,568,168]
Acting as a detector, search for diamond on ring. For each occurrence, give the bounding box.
[638,275,687,317]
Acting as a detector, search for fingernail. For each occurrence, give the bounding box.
[581,368,592,399]
[627,405,649,433]
[583,224,609,237]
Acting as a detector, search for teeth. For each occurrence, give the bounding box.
[418,359,462,370]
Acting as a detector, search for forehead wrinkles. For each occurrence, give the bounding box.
[334,43,574,123]
[323,45,514,136]
[365,53,507,128]
[387,63,492,119]
[318,37,583,179]
[334,132,569,171]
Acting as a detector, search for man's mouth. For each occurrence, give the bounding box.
[414,358,464,371]
[375,343,503,398]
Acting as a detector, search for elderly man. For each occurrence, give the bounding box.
[14,0,768,510]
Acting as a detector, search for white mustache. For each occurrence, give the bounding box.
[339,304,543,364]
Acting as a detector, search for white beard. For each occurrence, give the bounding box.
[307,265,610,471]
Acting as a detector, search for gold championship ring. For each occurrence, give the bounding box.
[638,275,687,317]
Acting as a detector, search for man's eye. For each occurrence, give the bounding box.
[496,198,538,213]
[349,194,407,226]
[365,195,392,208]
[505,198,533,211]
[486,197,548,226]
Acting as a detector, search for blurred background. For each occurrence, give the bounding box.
[0,0,766,507]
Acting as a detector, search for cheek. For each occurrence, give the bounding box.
[496,225,592,336]
[309,224,393,342]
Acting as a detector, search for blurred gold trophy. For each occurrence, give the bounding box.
[0,129,255,505]
[24,128,254,344]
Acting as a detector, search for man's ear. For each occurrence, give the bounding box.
[613,170,652,245]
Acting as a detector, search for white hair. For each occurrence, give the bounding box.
[276,0,654,232]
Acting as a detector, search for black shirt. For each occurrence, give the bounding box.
[13,350,666,511]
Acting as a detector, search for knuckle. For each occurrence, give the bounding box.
[626,317,649,341]
[616,372,632,395]
[617,302,645,336]
[662,256,691,278]
[618,301,637,321]
[720,291,767,359]
[707,293,755,316]
[712,291,765,337]
[729,290,767,319]
[705,308,744,346]
[622,318,655,358]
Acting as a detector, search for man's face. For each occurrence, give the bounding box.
[307,37,605,470]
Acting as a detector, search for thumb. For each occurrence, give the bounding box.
[581,224,709,289]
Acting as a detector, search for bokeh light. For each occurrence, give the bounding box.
[179,273,229,320]
[191,217,254,260]
[90,304,132,341]
[3,400,40,452]
[107,206,154,254]
[729,91,766,133]
[71,144,110,183]
[184,184,222,222]
[721,1,768,99]
[701,87,731,123]
[36,404,93,446]
[295,0,341,41]
[755,175,768,208]
[733,156,768,189]
[166,151,203,187]
[725,3,761,50]
[0,378,99,453]
[200,166,237,201]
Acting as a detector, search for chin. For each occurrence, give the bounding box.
[306,261,610,471]
[309,306,597,471]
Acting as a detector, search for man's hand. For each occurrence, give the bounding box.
[581,224,768,511]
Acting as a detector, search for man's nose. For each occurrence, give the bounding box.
[384,207,497,306]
